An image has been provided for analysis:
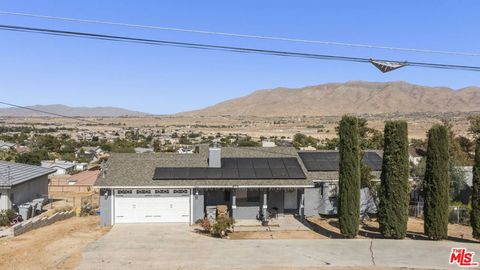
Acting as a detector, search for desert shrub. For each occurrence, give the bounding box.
[212,217,235,237]
[0,209,18,226]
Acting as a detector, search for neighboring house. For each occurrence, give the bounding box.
[134,147,154,154]
[95,146,383,226]
[75,163,88,172]
[261,141,276,148]
[0,161,55,210]
[408,146,426,165]
[41,160,76,175]
[49,169,100,193]
[76,146,104,162]
[0,141,16,151]
[14,145,31,154]
[177,147,194,154]
[298,150,383,216]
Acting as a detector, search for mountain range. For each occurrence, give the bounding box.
[180,81,480,117]
[2,81,480,117]
[0,104,147,117]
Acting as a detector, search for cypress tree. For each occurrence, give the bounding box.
[423,124,449,240]
[378,120,409,239]
[471,139,480,239]
[338,115,361,238]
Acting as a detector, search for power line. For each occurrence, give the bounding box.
[0,101,108,125]
[1,10,479,57]
[1,24,480,72]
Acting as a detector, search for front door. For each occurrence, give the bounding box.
[284,189,297,210]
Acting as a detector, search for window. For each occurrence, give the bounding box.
[117,189,133,195]
[136,189,151,194]
[236,189,260,203]
[155,189,170,194]
[173,189,188,194]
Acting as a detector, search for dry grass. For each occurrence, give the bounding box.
[0,216,110,270]
[307,216,479,243]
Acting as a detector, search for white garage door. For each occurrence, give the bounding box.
[114,189,190,224]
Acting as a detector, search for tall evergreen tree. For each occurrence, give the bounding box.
[378,121,409,239]
[423,124,449,240]
[338,115,361,238]
[471,139,480,239]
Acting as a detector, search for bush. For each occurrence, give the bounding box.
[0,209,18,226]
[197,217,234,238]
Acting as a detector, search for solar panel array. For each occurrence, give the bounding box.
[298,151,382,172]
[153,157,306,180]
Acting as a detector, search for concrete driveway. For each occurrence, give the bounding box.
[78,224,479,269]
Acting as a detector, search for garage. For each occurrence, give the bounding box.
[114,189,190,224]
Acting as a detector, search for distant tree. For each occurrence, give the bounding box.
[468,115,480,139]
[15,152,41,166]
[338,115,361,238]
[292,133,319,149]
[153,140,161,152]
[378,121,410,239]
[471,139,480,239]
[423,124,449,240]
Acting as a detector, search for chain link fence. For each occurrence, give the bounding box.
[409,202,470,225]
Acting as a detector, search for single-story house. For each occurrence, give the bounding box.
[76,146,104,162]
[0,140,16,151]
[408,146,426,166]
[0,161,55,210]
[95,146,383,226]
[41,160,76,175]
[49,169,100,193]
[134,147,154,154]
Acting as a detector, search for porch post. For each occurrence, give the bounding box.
[299,189,305,220]
[232,189,237,209]
[262,189,268,220]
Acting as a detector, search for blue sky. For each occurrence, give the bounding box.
[0,1,479,114]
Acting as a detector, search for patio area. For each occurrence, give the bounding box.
[233,214,312,232]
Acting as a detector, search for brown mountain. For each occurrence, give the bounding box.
[0,104,148,117]
[180,81,480,116]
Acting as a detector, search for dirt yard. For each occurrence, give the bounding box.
[307,216,479,242]
[0,216,109,270]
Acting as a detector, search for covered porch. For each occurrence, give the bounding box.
[202,187,306,221]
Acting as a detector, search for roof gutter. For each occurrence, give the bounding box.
[94,184,315,189]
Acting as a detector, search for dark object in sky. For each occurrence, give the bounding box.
[153,157,306,180]
[370,59,407,73]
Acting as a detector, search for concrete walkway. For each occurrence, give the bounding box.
[78,224,479,269]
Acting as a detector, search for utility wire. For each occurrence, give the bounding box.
[0,10,479,57]
[0,101,109,125]
[1,24,480,72]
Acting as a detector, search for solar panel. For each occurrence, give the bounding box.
[254,168,273,178]
[267,158,284,168]
[238,167,256,178]
[237,158,253,168]
[252,158,269,168]
[299,151,382,171]
[271,168,289,178]
[153,157,306,180]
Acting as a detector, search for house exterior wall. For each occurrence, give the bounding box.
[0,189,9,210]
[6,175,48,209]
[232,203,261,219]
[99,188,113,226]
[319,182,338,215]
[192,189,204,222]
[304,187,322,216]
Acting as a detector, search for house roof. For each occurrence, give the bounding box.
[41,160,76,170]
[0,140,16,148]
[94,146,383,188]
[408,146,426,158]
[299,150,383,171]
[67,170,101,186]
[95,146,313,187]
[0,161,56,187]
